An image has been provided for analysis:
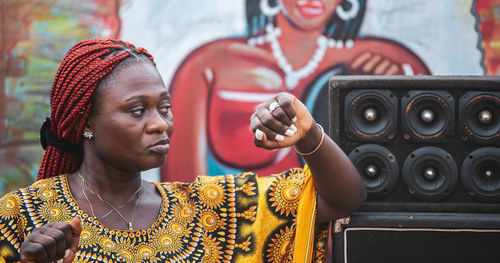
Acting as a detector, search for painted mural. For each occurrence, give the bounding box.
[1,0,500,196]
[0,0,121,196]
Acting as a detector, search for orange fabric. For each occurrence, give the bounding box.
[293,165,317,263]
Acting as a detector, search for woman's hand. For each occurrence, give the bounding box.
[20,216,81,263]
[251,93,366,223]
[250,92,317,150]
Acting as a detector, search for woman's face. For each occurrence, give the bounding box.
[280,0,340,31]
[86,61,174,172]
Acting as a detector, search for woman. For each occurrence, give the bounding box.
[164,0,430,182]
[0,39,365,262]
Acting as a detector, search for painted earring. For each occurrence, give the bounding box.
[336,0,360,21]
[83,131,94,140]
[260,0,280,17]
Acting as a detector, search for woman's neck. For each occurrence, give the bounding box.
[76,158,143,205]
[274,13,325,68]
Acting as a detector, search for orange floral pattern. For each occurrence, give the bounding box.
[0,168,328,262]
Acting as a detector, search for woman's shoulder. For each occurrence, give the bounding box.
[0,175,65,206]
[177,37,275,68]
[341,37,430,74]
[354,36,414,51]
[1,175,64,196]
[353,37,426,62]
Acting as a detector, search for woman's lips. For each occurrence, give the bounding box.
[149,144,170,155]
[296,0,325,18]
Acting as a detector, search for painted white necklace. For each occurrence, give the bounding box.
[248,23,354,90]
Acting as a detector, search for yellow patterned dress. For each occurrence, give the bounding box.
[0,167,329,262]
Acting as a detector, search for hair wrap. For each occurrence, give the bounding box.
[40,118,82,155]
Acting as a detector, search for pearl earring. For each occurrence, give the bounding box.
[83,131,94,140]
[336,0,360,21]
[260,0,280,17]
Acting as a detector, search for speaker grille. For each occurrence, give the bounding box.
[402,147,458,201]
[348,144,399,198]
[461,147,500,202]
[401,90,454,142]
[459,91,500,144]
[344,90,397,142]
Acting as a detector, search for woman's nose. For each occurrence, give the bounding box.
[146,110,168,133]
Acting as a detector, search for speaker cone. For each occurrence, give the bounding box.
[461,147,500,202]
[459,92,500,144]
[402,147,458,201]
[402,90,454,142]
[345,90,397,142]
[348,144,399,198]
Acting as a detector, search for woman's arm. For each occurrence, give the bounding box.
[250,93,366,223]
[295,122,366,223]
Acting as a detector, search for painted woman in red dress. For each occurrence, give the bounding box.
[163,0,430,182]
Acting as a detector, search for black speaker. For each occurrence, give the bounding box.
[329,76,500,212]
[401,90,455,142]
[328,76,500,263]
[333,212,500,263]
[344,89,398,142]
[459,91,500,144]
[348,144,399,198]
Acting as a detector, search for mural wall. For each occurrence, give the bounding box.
[0,0,121,195]
[1,0,499,195]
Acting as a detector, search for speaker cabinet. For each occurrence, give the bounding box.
[333,212,500,263]
[329,76,500,263]
[329,76,500,212]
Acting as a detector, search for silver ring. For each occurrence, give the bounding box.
[268,101,280,113]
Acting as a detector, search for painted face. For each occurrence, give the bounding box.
[86,61,174,172]
[280,0,340,31]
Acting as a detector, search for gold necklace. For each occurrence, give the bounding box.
[78,172,143,230]
[81,180,142,220]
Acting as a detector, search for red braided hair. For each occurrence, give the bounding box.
[38,39,155,180]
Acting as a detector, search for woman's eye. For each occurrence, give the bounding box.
[160,105,172,115]
[130,107,145,116]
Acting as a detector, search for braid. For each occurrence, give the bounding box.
[38,39,155,180]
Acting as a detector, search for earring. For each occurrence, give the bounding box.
[83,131,94,140]
[260,0,280,17]
[336,0,360,21]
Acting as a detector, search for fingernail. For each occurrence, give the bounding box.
[292,117,297,122]
[255,129,263,141]
[57,259,63,263]
[65,249,71,257]
[290,124,297,132]
[284,129,295,137]
[275,134,285,141]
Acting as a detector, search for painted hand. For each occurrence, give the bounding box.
[350,51,403,75]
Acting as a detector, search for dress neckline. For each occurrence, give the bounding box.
[59,174,169,233]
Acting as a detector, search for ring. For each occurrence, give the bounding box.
[268,101,280,113]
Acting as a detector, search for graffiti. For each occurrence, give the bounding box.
[477,0,500,74]
[0,0,121,196]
